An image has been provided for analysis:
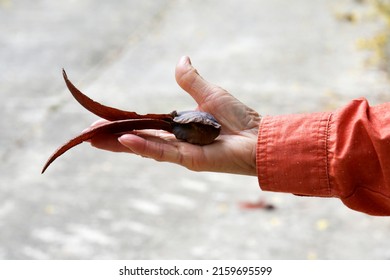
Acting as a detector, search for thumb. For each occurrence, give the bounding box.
[175,56,216,107]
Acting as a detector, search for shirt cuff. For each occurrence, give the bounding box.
[257,111,332,197]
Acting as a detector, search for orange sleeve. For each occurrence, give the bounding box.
[257,98,390,216]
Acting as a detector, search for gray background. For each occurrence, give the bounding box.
[1,0,390,259]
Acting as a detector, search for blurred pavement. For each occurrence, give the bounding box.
[1,0,390,259]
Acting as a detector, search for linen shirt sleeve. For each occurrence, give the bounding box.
[257,98,390,216]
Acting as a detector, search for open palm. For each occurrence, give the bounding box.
[90,56,261,176]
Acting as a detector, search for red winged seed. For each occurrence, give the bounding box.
[62,70,172,121]
[42,70,221,173]
[41,119,172,173]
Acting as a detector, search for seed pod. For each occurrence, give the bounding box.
[172,111,221,145]
[42,71,222,173]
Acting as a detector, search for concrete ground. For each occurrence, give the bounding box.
[1,0,390,259]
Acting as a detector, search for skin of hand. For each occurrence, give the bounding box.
[89,56,261,176]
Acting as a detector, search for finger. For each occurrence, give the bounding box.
[90,133,132,153]
[90,119,110,128]
[90,129,174,153]
[82,119,111,135]
[131,129,177,142]
[118,134,184,163]
[175,56,217,107]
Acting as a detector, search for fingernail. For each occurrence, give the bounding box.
[180,55,191,66]
[118,135,135,151]
[118,134,132,145]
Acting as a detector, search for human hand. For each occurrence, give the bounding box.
[90,56,261,176]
